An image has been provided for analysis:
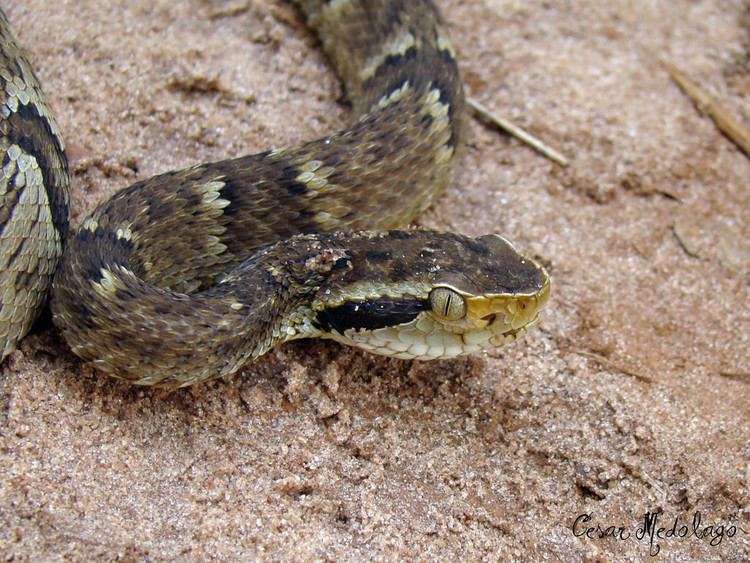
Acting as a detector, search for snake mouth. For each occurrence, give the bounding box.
[323,283,549,361]
[486,311,542,346]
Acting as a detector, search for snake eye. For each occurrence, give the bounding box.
[429,287,466,320]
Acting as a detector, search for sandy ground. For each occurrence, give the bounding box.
[1,0,749,560]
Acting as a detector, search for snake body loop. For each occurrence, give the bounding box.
[0,8,69,359]
[0,1,549,387]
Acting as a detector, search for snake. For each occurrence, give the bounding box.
[0,0,550,388]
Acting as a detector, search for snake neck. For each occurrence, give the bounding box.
[50,233,353,387]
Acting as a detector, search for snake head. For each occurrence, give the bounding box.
[308,231,550,359]
[422,234,550,352]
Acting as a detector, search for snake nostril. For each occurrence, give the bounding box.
[482,314,497,325]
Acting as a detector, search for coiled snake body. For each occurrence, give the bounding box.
[0,0,549,387]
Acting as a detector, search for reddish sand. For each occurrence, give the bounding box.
[1,0,748,560]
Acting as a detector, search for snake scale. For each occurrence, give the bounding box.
[0,0,549,387]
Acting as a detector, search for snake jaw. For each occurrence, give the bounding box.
[320,271,550,361]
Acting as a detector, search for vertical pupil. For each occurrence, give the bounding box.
[443,293,451,316]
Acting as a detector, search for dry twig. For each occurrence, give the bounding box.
[468,98,569,167]
[573,350,655,383]
[662,59,750,158]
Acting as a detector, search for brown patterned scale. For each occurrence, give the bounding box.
[0,0,549,387]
